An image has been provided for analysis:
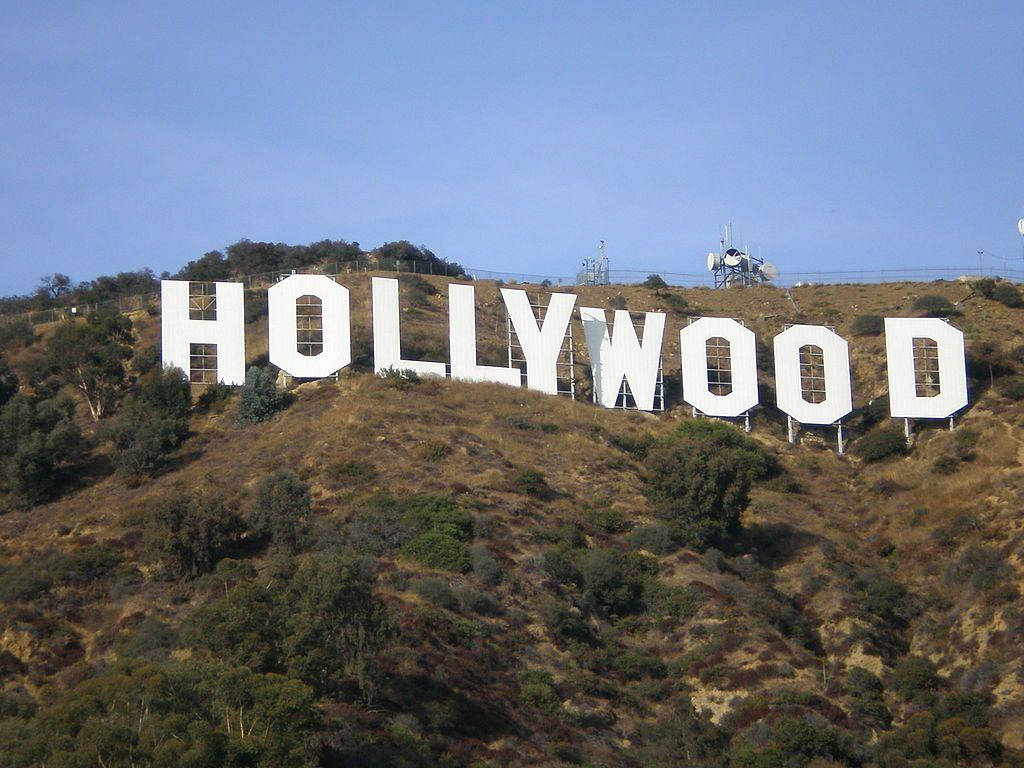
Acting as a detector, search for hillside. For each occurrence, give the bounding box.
[1,275,1023,767]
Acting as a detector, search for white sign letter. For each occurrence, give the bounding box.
[449,283,519,385]
[884,318,968,419]
[679,317,758,417]
[501,289,577,394]
[371,277,446,377]
[268,274,351,378]
[773,325,852,425]
[579,308,665,410]
[160,280,245,385]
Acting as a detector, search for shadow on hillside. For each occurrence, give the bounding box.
[737,521,820,569]
[385,673,517,741]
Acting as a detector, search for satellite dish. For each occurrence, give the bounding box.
[707,252,720,270]
[1018,218,1024,236]
[723,248,742,267]
[761,262,779,281]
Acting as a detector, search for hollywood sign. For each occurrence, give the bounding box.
[161,276,968,431]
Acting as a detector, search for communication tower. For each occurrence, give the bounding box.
[707,224,778,288]
[577,240,611,285]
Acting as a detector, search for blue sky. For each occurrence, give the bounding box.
[1,1,1022,294]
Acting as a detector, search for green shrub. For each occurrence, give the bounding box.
[237,365,289,423]
[518,669,560,713]
[892,655,941,703]
[851,314,884,336]
[854,426,907,462]
[911,294,959,317]
[642,274,668,289]
[0,319,36,349]
[244,288,269,322]
[346,496,406,556]
[854,567,912,625]
[843,666,891,729]
[412,576,456,608]
[402,532,471,572]
[0,661,321,768]
[184,553,393,701]
[195,381,235,412]
[0,393,86,504]
[453,584,501,615]
[470,544,503,586]
[252,470,311,554]
[104,369,190,479]
[610,432,654,458]
[144,487,245,577]
[538,595,592,643]
[627,522,677,555]
[644,581,701,625]
[378,366,421,390]
[643,420,772,550]
[730,715,852,767]
[400,494,472,540]
[509,467,555,499]
[541,547,582,585]
[608,648,667,679]
[996,375,1024,401]
[932,454,959,474]
[578,548,654,616]
[589,506,630,534]
[990,281,1023,308]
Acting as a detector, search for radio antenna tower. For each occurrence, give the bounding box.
[577,240,611,285]
[706,223,778,288]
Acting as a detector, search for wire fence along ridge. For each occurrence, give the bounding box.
[2,257,1023,327]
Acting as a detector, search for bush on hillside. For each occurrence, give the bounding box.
[843,667,891,729]
[412,576,456,609]
[996,375,1024,401]
[643,420,773,551]
[991,281,1023,307]
[642,274,668,289]
[854,426,907,462]
[851,314,884,336]
[578,548,655,616]
[0,319,36,349]
[104,366,191,480]
[47,311,134,420]
[0,393,86,504]
[402,531,471,572]
[251,470,311,554]
[0,661,321,768]
[509,467,555,499]
[892,655,941,704]
[144,488,245,577]
[911,294,959,317]
[237,365,289,424]
[195,380,235,412]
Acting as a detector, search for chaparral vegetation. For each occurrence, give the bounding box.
[1,241,1023,767]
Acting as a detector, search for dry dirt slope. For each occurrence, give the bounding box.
[1,276,1023,766]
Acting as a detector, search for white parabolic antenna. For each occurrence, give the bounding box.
[723,248,742,267]
[1018,217,1024,236]
[761,262,779,281]
[707,252,720,270]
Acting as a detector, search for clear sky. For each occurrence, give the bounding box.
[1,1,1022,294]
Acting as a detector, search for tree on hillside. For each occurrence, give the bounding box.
[47,312,133,420]
[35,273,73,302]
[252,470,311,554]
[103,367,191,480]
[643,420,773,550]
[0,393,86,504]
